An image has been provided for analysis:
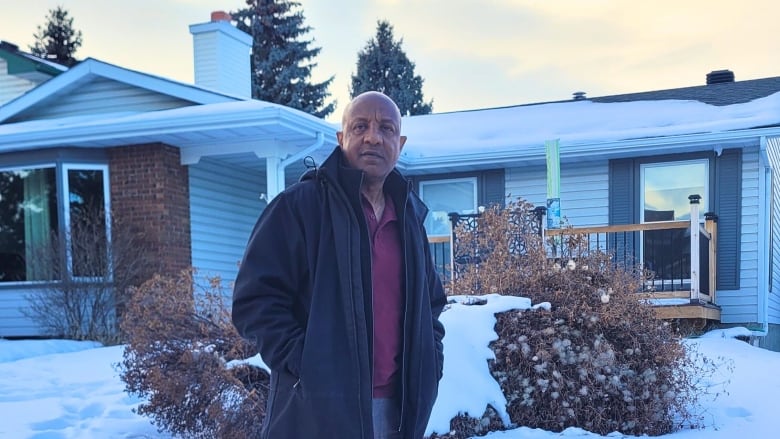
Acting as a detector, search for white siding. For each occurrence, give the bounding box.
[766,137,780,324]
[506,160,609,227]
[189,158,266,291]
[8,77,194,122]
[0,58,38,106]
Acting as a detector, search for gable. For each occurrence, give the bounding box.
[0,58,240,125]
[0,58,39,105]
[5,76,197,123]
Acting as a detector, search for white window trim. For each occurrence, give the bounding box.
[638,159,709,283]
[639,159,709,224]
[62,163,111,281]
[419,177,478,237]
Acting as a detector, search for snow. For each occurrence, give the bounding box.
[1,295,779,439]
[399,92,780,159]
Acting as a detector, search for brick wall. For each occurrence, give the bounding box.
[108,143,191,281]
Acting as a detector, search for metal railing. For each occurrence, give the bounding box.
[429,195,718,305]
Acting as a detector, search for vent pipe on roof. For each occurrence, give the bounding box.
[706,69,735,85]
[572,91,587,100]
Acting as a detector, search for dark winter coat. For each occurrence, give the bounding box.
[232,146,446,438]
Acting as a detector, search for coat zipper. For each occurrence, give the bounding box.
[398,184,411,433]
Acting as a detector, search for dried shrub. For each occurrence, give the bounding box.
[446,197,711,436]
[119,270,268,438]
[23,212,151,345]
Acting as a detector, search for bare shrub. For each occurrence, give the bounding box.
[119,270,268,439]
[446,197,711,436]
[23,212,150,344]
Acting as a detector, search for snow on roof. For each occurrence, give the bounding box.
[399,92,780,160]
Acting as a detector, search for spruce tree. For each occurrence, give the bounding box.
[350,20,432,116]
[29,6,83,67]
[231,0,335,118]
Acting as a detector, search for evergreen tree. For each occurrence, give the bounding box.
[231,0,335,118]
[29,6,82,67]
[350,20,432,116]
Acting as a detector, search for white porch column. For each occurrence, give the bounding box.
[689,194,701,301]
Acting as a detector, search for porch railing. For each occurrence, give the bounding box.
[429,195,718,307]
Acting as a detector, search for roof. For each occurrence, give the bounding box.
[0,40,67,77]
[591,75,780,106]
[0,57,243,123]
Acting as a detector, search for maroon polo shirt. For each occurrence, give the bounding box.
[361,195,403,398]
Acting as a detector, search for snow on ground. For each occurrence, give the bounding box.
[1,295,778,439]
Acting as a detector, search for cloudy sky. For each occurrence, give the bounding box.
[1,0,778,121]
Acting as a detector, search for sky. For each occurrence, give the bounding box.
[1,294,778,438]
[1,0,779,121]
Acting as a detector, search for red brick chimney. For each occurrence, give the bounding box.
[210,10,231,22]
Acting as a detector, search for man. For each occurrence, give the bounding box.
[232,91,446,439]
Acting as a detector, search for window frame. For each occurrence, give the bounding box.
[62,163,112,282]
[0,161,111,285]
[419,177,478,237]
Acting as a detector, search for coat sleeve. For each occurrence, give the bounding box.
[422,227,447,381]
[232,192,307,377]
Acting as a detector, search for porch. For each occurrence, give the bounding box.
[430,195,721,322]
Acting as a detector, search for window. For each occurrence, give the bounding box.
[0,163,110,283]
[640,160,708,287]
[419,178,478,237]
[64,165,110,279]
[0,167,58,282]
[641,160,708,222]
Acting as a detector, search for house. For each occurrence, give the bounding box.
[0,12,338,338]
[395,71,780,350]
[2,11,780,351]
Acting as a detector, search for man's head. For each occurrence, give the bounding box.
[337,91,407,186]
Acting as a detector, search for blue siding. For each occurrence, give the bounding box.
[766,137,780,324]
[9,77,194,122]
[189,158,266,290]
[505,161,609,227]
[0,288,49,337]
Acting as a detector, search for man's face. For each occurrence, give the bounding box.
[337,92,407,185]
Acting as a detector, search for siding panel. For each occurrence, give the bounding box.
[189,158,265,290]
[9,77,194,122]
[766,136,780,323]
[506,161,609,227]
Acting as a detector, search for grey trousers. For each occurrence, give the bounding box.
[372,398,402,439]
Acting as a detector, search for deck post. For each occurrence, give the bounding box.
[705,212,718,303]
[689,195,701,301]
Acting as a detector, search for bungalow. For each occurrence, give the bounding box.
[2,12,780,350]
[397,72,780,350]
[0,12,338,337]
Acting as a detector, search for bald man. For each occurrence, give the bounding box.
[233,91,446,439]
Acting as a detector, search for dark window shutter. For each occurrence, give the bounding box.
[481,169,505,208]
[715,148,742,290]
[609,159,636,224]
[609,159,637,261]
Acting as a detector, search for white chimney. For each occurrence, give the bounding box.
[189,11,252,98]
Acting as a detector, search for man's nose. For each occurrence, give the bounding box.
[364,124,381,144]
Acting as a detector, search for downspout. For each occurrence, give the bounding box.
[266,132,325,201]
[281,131,325,170]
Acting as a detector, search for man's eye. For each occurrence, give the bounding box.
[382,125,395,133]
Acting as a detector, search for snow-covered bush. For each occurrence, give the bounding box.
[119,270,268,438]
[443,198,706,436]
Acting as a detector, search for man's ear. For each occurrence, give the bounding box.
[336,131,344,146]
[399,135,407,151]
